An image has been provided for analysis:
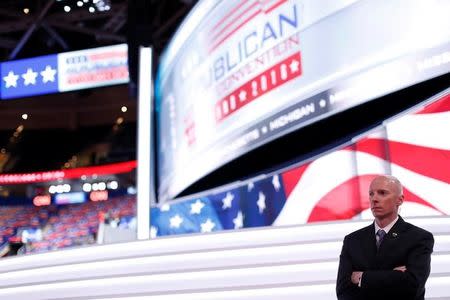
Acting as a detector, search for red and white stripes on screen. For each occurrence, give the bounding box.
[208,0,288,53]
[274,92,450,225]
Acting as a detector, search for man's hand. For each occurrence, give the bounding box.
[351,271,363,285]
[393,265,407,272]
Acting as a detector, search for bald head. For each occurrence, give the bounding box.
[372,175,403,196]
[369,175,404,226]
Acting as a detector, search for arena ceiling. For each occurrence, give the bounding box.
[0,0,197,173]
[0,0,195,62]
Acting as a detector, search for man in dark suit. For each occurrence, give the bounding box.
[336,175,434,300]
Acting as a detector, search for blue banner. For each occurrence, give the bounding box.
[1,55,58,99]
[0,44,129,100]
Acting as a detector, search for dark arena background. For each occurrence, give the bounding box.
[0,0,449,299]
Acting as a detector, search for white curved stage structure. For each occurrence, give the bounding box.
[0,217,449,299]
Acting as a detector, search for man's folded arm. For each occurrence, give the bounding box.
[336,237,359,299]
[361,233,434,295]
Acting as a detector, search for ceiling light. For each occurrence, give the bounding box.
[121,106,127,113]
[49,185,56,194]
[55,185,65,193]
[98,182,106,191]
[21,113,28,120]
[64,5,71,12]
[77,1,83,7]
[83,183,92,192]
[108,181,118,190]
[116,117,124,124]
[89,6,95,13]
[23,8,30,14]
[63,184,71,193]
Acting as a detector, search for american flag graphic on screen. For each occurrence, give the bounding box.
[274,92,450,225]
[151,90,450,237]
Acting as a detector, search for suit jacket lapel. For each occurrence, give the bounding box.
[377,216,406,256]
[361,223,378,268]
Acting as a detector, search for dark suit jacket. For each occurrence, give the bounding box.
[336,216,434,300]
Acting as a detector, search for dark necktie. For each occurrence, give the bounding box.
[376,229,386,249]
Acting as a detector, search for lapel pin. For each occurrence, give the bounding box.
[392,232,398,238]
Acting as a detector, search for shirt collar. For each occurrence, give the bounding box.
[374,215,399,234]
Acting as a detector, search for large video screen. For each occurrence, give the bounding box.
[150,88,450,237]
[155,0,450,201]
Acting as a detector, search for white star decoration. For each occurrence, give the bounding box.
[3,71,19,88]
[222,192,234,209]
[289,59,300,73]
[169,214,183,228]
[40,65,57,83]
[233,211,244,229]
[22,68,38,86]
[190,199,205,215]
[272,175,281,191]
[160,204,170,212]
[200,218,216,233]
[150,226,158,238]
[239,90,247,102]
[3,66,57,90]
[257,191,266,214]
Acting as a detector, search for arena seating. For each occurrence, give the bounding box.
[0,195,136,254]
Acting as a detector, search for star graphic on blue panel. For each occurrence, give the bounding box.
[272,175,281,191]
[40,65,57,83]
[190,199,205,215]
[256,191,266,214]
[233,211,244,229]
[160,203,171,212]
[222,192,234,210]
[169,214,183,228]
[3,71,19,88]
[22,68,38,86]
[200,218,216,233]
